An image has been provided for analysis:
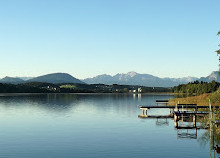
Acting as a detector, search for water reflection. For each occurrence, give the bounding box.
[0,94,81,112]
[0,93,216,158]
[138,94,142,100]
[155,118,169,126]
[198,111,220,158]
[138,104,220,158]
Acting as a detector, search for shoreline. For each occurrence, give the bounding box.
[0,92,175,96]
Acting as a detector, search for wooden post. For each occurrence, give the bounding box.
[142,108,148,116]
[193,114,196,127]
[175,103,178,112]
[174,114,178,122]
[209,99,213,121]
[170,108,174,114]
[174,121,178,128]
[209,99,212,112]
[174,114,178,128]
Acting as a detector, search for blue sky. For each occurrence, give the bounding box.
[0,0,219,79]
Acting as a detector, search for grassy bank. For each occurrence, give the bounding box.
[169,93,211,106]
[209,87,220,103]
[169,87,220,106]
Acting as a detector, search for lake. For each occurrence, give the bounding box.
[0,93,216,158]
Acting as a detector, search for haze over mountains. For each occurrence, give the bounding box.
[0,71,219,87]
[199,71,220,82]
[83,71,199,87]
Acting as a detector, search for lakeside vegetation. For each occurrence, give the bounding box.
[170,80,220,106]
[0,82,172,93]
[170,93,211,106]
[173,80,220,95]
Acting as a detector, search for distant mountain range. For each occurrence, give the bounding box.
[199,71,220,82]
[0,73,84,85]
[0,71,219,87]
[82,71,220,87]
[0,77,24,84]
[82,71,199,87]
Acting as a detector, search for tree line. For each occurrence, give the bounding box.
[173,80,220,95]
[0,82,172,93]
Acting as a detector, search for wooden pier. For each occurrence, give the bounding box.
[156,100,169,105]
[139,104,220,109]
[156,100,169,103]
[138,103,219,129]
[138,115,172,119]
[174,111,209,115]
[139,104,220,115]
[138,100,219,142]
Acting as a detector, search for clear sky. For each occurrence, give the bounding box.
[0,0,219,79]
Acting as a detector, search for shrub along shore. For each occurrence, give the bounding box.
[170,81,220,106]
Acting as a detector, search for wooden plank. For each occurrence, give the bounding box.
[177,104,197,106]
[176,126,207,129]
[156,100,169,102]
[139,105,175,109]
[174,111,209,116]
[138,115,172,119]
[139,105,220,109]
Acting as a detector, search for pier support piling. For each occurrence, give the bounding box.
[193,115,197,127]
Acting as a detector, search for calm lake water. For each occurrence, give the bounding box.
[0,93,217,158]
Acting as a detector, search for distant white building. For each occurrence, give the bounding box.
[138,88,142,93]
[129,89,138,93]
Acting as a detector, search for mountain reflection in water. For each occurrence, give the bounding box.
[0,93,217,158]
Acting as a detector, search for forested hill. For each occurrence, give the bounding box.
[27,73,84,84]
[173,80,220,95]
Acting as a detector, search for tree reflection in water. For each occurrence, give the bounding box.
[198,109,220,158]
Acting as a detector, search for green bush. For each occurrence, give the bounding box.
[210,87,220,103]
